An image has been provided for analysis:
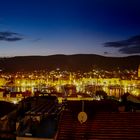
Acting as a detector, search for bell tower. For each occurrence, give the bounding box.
[138,65,140,78]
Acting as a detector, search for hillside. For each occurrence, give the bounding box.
[0,54,139,72]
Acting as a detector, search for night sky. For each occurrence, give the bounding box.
[0,0,140,57]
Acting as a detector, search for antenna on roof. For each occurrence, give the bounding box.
[78,101,87,124]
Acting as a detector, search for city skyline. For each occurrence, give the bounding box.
[0,0,140,57]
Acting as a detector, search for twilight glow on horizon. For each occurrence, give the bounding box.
[0,0,140,57]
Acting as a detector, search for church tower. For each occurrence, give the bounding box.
[138,65,140,78]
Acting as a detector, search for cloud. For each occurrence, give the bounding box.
[0,31,23,42]
[119,45,140,54]
[104,51,109,55]
[104,35,140,54]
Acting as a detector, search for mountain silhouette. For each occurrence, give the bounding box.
[0,54,139,72]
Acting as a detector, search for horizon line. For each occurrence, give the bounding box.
[0,53,140,58]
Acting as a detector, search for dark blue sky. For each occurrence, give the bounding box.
[0,0,140,57]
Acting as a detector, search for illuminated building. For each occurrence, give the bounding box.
[0,68,140,103]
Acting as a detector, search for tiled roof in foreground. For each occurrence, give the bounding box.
[57,101,140,140]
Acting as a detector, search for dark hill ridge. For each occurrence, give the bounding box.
[0,54,140,72]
